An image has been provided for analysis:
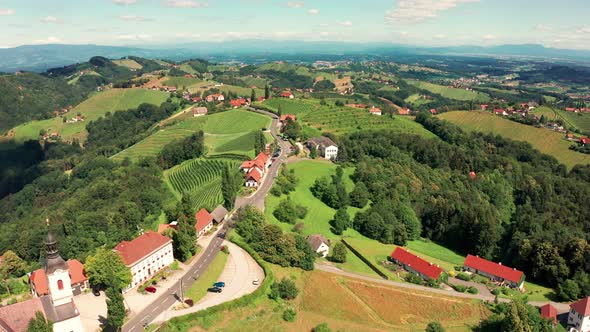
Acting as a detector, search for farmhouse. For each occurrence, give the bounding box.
[306,234,330,258]
[463,254,525,290]
[398,108,411,115]
[307,136,338,160]
[280,91,294,99]
[195,208,214,237]
[211,205,229,224]
[230,98,247,108]
[206,93,225,102]
[429,109,438,115]
[114,231,174,292]
[280,114,297,124]
[569,296,590,332]
[580,137,590,146]
[540,303,557,326]
[494,109,508,116]
[193,106,208,117]
[245,167,262,187]
[30,259,89,297]
[480,104,489,111]
[369,106,382,116]
[389,247,443,281]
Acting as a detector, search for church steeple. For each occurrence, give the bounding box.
[44,219,68,274]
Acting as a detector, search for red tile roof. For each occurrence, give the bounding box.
[580,137,590,145]
[114,232,172,266]
[398,108,411,115]
[280,91,293,98]
[157,223,177,234]
[0,297,45,332]
[246,168,262,183]
[253,152,268,168]
[280,114,296,122]
[390,247,443,280]
[429,109,438,114]
[540,303,557,322]
[195,208,213,233]
[240,160,256,169]
[230,98,247,107]
[258,96,266,102]
[67,259,87,285]
[571,296,590,316]
[464,254,524,284]
[369,107,382,114]
[30,269,49,296]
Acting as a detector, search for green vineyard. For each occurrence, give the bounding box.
[263,98,315,115]
[164,158,241,211]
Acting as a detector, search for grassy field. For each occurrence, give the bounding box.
[478,87,519,95]
[179,63,198,75]
[439,111,590,169]
[185,251,228,303]
[112,59,143,69]
[11,89,168,143]
[407,80,490,102]
[112,109,271,162]
[162,77,203,89]
[404,93,432,106]
[559,110,590,133]
[164,158,241,211]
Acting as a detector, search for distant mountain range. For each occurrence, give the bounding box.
[1,42,589,73]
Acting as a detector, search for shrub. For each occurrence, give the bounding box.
[170,260,180,270]
[456,272,471,281]
[330,241,348,263]
[282,308,297,322]
[312,323,332,332]
[491,288,500,295]
[425,321,446,332]
[453,285,467,293]
[467,286,479,294]
[220,245,229,254]
[405,273,423,285]
[269,278,299,300]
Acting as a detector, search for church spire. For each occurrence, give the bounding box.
[44,219,68,274]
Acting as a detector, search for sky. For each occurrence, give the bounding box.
[0,0,589,49]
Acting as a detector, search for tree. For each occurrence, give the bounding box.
[221,164,239,210]
[85,248,132,290]
[309,145,317,159]
[264,84,270,99]
[0,250,28,278]
[269,277,299,300]
[277,103,283,116]
[254,131,266,155]
[349,182,369,208]
[251,89,256,102]
[27,311,53,332]
[178,192,194,217]
[173,214,197,262]
[557,279,581,301]
[425,321,445,332]
[312,323,332,332]
[330,241,348,263]
[330,208,350,235]
[106,287,126,331]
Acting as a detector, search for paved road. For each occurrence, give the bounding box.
[122,107,289,332]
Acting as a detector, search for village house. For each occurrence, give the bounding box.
[245,167,263,188]
[429,109,438,115]
[580,137,590,146]
[463,254,525,290]
[30,259,89,297]
[307,136,338,160]
[191,97,202,103]
[211,205,229,225]
[206,93,225,102]
[257,96,266,102]
[280,91,294,99]
[569,296,590,332]
[480,104,489,111]
[195,208,214,237]
[369,106,382,116]
[306,235,330,258]
[114,231,174,292]
[398,107,411,115]
[193,106,208,117]
[280,114,296,125]
[540,303,558,328]
[241,152,270,188]
[389,247,443,281]
[230,98,247,108]
[494,109,508,116]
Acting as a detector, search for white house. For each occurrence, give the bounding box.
[114,232,174,293]
[369,106,382,116]
[308,137,338,160]
[306,234,330,258]
[569,296,590,332]
[195,208,214,237]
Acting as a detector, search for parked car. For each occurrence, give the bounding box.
[145,286,157,293]
[213,282,226,288]
[208,287,223,293]
[252,278,260,285]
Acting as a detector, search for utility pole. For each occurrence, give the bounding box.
[179,278,184,303]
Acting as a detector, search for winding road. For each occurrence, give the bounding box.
[122,107,290,332]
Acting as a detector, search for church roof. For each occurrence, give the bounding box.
[44,230,68,275]
[40,296,80,323]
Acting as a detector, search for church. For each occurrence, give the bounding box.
[0,230,85,332]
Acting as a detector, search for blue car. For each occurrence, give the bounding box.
[213,282,225,288]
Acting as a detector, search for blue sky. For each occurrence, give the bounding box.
[0,0,589,49]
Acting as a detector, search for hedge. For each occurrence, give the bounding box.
[158,235,273,331]
[341,239,388,280]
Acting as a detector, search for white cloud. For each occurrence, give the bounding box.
[287,1,304,8]
[113,0,138,4]
[41,16,63,24]
[576,26,590,34]
[308,8,319,15]
[338,20,353,27]
[117,34,152,41]
[163,0,208,8]
[434,34,447,39]
[34,36,62,44]
[0,9,15,15]
[386,0,479,23]
[534,24,553,32]
[483,34,496,40]
[119,15,153,21]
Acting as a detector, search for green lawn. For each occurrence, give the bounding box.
[185,251,228,302]
[12,89,168,143]
[439,111,590,169]
[404,93,432,106]
[112,59,143,69]
[162,77,203,89]
[407,80,490,102]
[559,110,590,133]
[112,109,271,162]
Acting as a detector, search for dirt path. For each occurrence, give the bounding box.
[378,97,402,111]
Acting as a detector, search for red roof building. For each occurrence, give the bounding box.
[463,254,525,289]
[195,208,214,237]
[580,137,590,146]
[480,104,489,110]
[230,98,247,108]
[494,109,507,116]
[245,168,262,188]
[280,91,294,99]
[390,247,443,280]
[429,109,438,115]
[571,296,590,317]
[398,108,411,115]
[565,107,578,112]
[30,259,88,297]
[258,96,266,102]
[0,297,46,332]
[280,114,296,123]
[540,303,557,323]
[369,107,382,115]
[114,232,172,266]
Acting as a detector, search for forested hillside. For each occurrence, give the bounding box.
[339,113,590,300]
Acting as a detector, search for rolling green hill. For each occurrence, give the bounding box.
[407,80,490,102]
[438,111,590,169]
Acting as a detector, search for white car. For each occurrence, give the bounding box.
[252,278,260,285]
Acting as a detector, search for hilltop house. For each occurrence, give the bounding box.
[369,106,382,116]
[195,208,214,237]
[114,231,174,292]
[306,235,330,258]
[30,259,89,297]
[389,247,443,281]
[193,106,208,117]
[569,296,590,332]
[307,136,338,160]
[280,91,294,99]
[463,254,525,290]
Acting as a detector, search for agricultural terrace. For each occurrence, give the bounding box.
[162,77,203,89]
[179,64,198,75]
[112,109,272,162]
[11,88,168,143]
[439,111,590,169]
[165,158,241,211]
[240,76,268,88]
[532,106,590,133]
[407,80,490,102]
[112,59,143,69]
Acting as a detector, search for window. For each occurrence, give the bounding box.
[57,280,64,290]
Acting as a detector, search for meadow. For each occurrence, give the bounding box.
[164,158,241,211]
[11,88,168,143]
[438,111,590,169]
[162,77,203,89]
[112,59,143,69]
[407,80,490,102]
[185,251,228,303]
[112,109,271,162]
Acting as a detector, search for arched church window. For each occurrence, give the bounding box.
[57,279,64,290]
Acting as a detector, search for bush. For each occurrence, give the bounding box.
[491,288,500,295]
[453,284,467,292]
[282,308,297,322]
[467,286,479,294]
[456,272,471,281]
[330,241,348,263]
[269,278,299,300]
[312,323,332,332]
[405,273,423,285]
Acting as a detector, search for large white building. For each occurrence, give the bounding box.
[114,231,174,293]
[308,136,338,160]
[569,296,590,332]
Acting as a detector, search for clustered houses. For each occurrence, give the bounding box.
[240,152,270,188]
[113,231,174,293]
[565,107,590,113]
[463,254,525,290]
[229,98,248,108]
[161,86,177,93]
[569,296,590,332]
[389,247,443,281]
[307,136,338,160]
[206,93,225,102]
